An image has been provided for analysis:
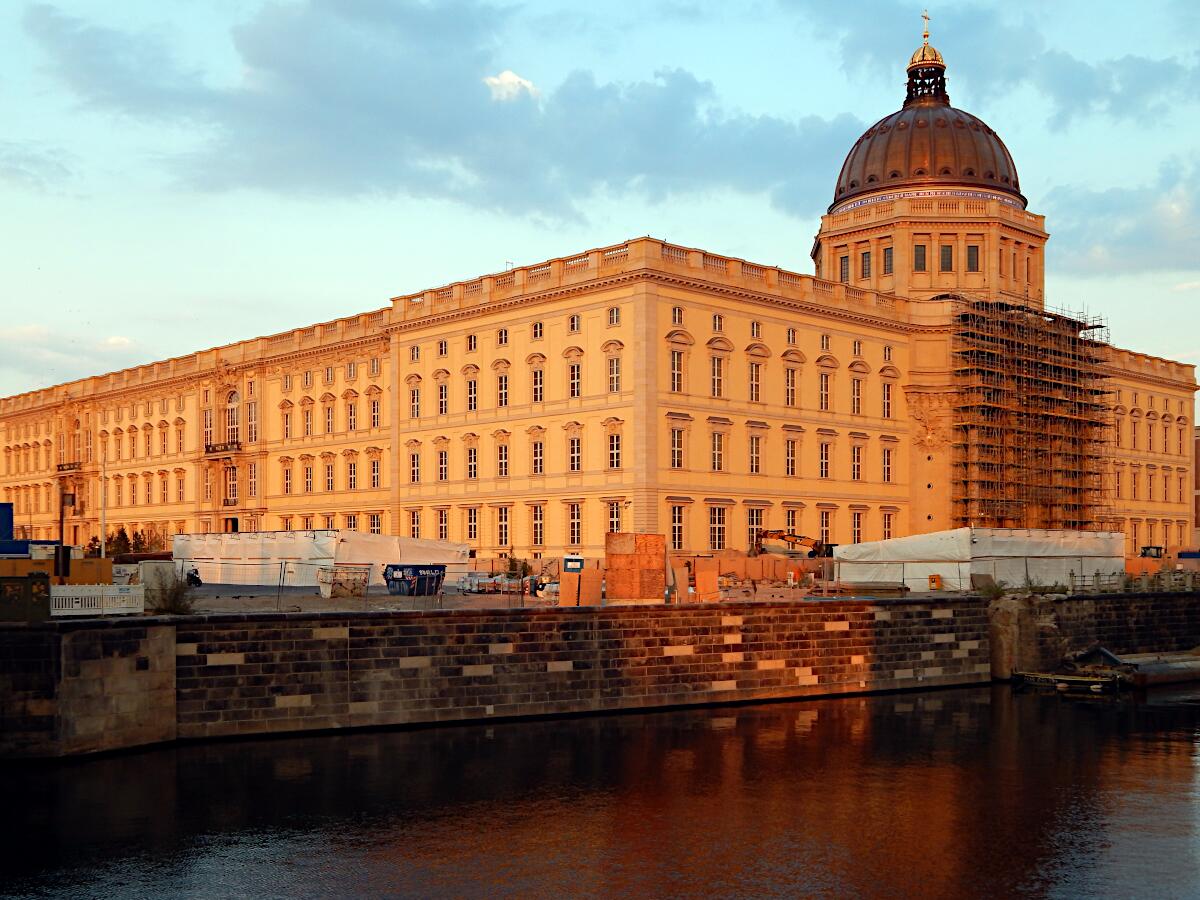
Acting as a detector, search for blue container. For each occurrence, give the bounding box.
[384,564,447,596]
[0,503,13,542]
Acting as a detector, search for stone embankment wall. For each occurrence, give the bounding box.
[1,597,989,758]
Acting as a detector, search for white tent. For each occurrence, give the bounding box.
[833,527,1124,592]
[173,530,469,587]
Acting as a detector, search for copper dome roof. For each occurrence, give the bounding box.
[830,45,1024,212]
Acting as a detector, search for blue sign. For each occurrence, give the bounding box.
[563,555,585,573]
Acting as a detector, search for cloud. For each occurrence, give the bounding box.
[483,70,539,101]
[23,1,860,219]
[1172,281,1200,292]
[0,141,73,190]
[0,325,143,395]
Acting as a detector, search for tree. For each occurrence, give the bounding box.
[84,536,101,557]
[106,527,132,557]
[131,530,147,553]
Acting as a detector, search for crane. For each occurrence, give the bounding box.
[751,531,835,558]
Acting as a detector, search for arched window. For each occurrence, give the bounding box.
[225,391,241,444]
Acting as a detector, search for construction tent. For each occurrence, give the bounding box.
[173,530,469,587]
[833,527,1124,592]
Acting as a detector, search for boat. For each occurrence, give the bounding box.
[1011,670,1123,693]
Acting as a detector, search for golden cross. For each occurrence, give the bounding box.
[922,9,930,43]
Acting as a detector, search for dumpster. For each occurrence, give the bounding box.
[384,564,447,596]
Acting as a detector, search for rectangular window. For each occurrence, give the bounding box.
[325,405,334,433]
[819,372,831,411]
[248,462,258,497]
[607,357,621,393]
[785,368,796,407]
[883,512,894,540]
[882,246,893,275]
[438,509,449,542]
[410,453,420,484]
[371,459,380,489]
[670,428,684,469]
[467,334,477,352]
[839,256,849,283]
[748,362,761,402]
[852,511,863,544]
[1115,468,1123,499]
[749,435,761,474]
[882,382,893,419]
[532,441,544,475]
[711,432,725,472]
[176,474,185,502]
[532,321,543,340]
[710,357,724,398]
[410,388,421,419]
[438,450,448,482]
[303,371,312,389]
[282,412,292,440]
[747,508,764,551]
[820,510,831,544]
[496,507,509,547]
[348,460,358,490]
[670,350,684,393]
[608,307,620,326]
[568,437,581,472]
[1132,470,1139,499]
[438,384,448,415]
[497,374,508,408]
[940,244,953,271]
[325,464,334,492]
[247,401,258,442]
[497,444,509,477]
[568,503,582,546]
[569,364,581,398]
[851,445,862,481]
[712,314,724,332]
[913,244,927,272]
[532,369,544,403]
[851,378,862,415]
[466,508,478,541]
[532,505,544,546]
[967,245,980,272]
[670,505,684,552]
[345,513,358,531]
[819,442,830,479]
[303,408,313,437]
[467,379,477,411]
[608,433,621,469]
[284,468,292,495]
[410,510,421,540]
[786,509,797,532]
[785,439,797,477]
[608,501,622,535]
[467,447,478,480]
[283,374,293,391]
[347,362,357,379]
[203,408,213,447]
[325,365,335,383]
[304,466,313,493]
[497,328,508,347]
[708,507,726,551]
[860,251,871,279]
[882,447,893,483]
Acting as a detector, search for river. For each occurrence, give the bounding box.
[5,685,1200,898]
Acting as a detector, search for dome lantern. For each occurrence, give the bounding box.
[906,10,948,105]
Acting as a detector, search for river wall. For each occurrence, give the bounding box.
[2,597,989,758]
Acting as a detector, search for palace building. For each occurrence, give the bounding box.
[1,36,1195,559]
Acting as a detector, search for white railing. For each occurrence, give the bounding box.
[50,584,145,617]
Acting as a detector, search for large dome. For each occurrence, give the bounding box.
[830,40,1024,212]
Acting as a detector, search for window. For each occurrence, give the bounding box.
[670,429,684,469]
[370,357,381,376]
[1115,468,1123,499]
[410,452,421,484]
[568,315,580,333]
[882,382,893,418]
[497,373,508,408]
[438,384,448,415]
[437,450,448,482]
[532,321,543,340]
[567,503,582,546]
[282,411,292,440]
[670,350,684,393]
[203,408,213,447]
[785,439,797,476]
[568,437,581,472]
[884,345,892,362]
[438,509,449,541]
[749,435,761,474]
[345,513,358,531]
[177,473,186,502]
[1147,423,1154,451]
[497,444,509,477]
[466,508,478,541]
[303,371,312,389]
[325,405,334,434]
[496,507,509,547]
[608,307,620,326]
[410,388,420,418]
[711,432,725,471]
[247,402,258,443]
[819,442,830,479]
[709,507,726,551]
[608,501,623,535]
[303,408,313,436]
[1132,423,1139,450]
[304,465,313,493]
[410,510,421,540]
[497,328,508,346]
[369,513,381,534]
[302,515,313,530]
[820,510,831,544]
[851,378,862,415]
[532,370,544,403]
[745,507,764,551]
[750,320,761,339]
[283,374,293,391]
[370,459,380,489]
[785,368,797,407]
[467,334,477,352]
[860,251,871,279]
[712,314,724,332]
[325,463,335,492]
[672,306,684,326]
[608,433,621,469]
[839,256,849,283]
[940,244,953,271]
[568,363,581,399]
[531,441,544,475]
[284,468,292,495]
[882,512,894,540]
[248,462,258,497]
[914,244,927,272]
[608,357,621,393]
[851,445,862,481]
[348,460,358,490]
[852,511,863,544]
[467,379,477,411]
[346,363,357,380]
[710,357,724,398]
[883,246,893,275]
[967,245,980,272]
[748,362,761,402]
[819,373,831,411]
[467,447,478,480]
[882,447,893,483]
[786,509,797,532]
[1132,469,1140,499]
[820,333,830,351]
[670,506,685,552]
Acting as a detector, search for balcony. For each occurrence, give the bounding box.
[204,441,243,456]
[56,461,81,473]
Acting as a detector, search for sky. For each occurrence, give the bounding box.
[1,0,1198,401]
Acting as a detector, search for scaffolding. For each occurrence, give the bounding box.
[951,298,1114,531]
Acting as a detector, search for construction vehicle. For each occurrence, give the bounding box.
[1126,545,1173,577]
[751,531,836,559]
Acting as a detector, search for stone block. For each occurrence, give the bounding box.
[206,653,245,666]
[709,680,737,691]
[462,664,494,677]
[757,659,785,670]
[933,633,956,643]
[488,643,514,655]
[721,652,744,663]
[721,616,743,626]
[932,609,954,619]
[313,627,350,640]
[275,694,312,709]
[663,645,694,657]
[824,620,850,632]
[547,660,574,672]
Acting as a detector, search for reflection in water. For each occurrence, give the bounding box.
[5,686,1200,898]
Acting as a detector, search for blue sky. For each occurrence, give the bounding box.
[2,0,1198,399]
